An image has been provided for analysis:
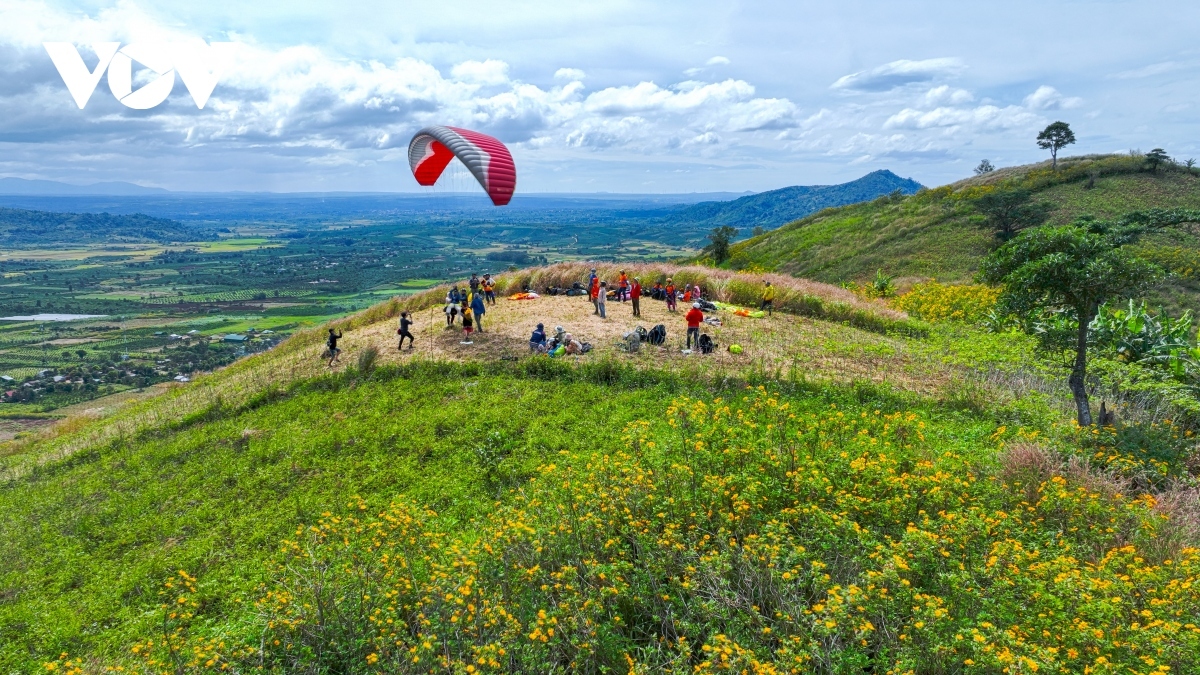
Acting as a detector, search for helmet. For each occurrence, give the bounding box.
[555,325,564,333]
[692,302,701,309]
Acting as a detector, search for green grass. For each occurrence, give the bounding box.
[725,156,1200,313]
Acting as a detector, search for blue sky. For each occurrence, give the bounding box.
[1,0,1198,193]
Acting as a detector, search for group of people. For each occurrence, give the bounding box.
[528,323,586,355]
[322,269,781,366]
[443,273,498,343]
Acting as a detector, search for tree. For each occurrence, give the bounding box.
[706,226,738,264]
[974,159,995,175]
[1186,158,1197,175]
[1036,121,1076,169]
[751,225,766,237]
[1145,148,1170,174]
[76,349,87,359]
[972,188,1052,242]
[981,208,1200,425]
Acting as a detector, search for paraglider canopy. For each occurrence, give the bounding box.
[408,126,516,206]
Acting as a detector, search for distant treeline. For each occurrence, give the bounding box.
[0,207,215,247]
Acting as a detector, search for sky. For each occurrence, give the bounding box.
[0,0,1198,193]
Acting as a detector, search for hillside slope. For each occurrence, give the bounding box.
[2,263,1199,674]
[668,169,923,230]
[726,155,1200,312]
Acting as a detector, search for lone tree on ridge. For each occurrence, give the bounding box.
[706,226,738,265]
[1036,121,1075,170]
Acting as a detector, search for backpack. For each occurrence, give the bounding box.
[634,325,648,342]
[647,324,666,345]
[699,299,718,312]
[621,332,641,353]
[698,333,716,354]
[580,342,593,354]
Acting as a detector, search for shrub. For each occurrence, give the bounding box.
[356,345,379,375]
[892,282,1000,324]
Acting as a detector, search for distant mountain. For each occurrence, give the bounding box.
[0,207,214,247]
[668,170,924,230]
[0,177,169,196]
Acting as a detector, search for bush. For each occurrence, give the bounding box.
[356,345,379,375]
[893,282,1000,324]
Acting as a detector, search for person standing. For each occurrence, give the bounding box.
[445,301,459,327]
[630,277,642,317]
[760,280,775,316]
[469,274,480,295]
[685,302,703,350]
[590,274,601,315]
[449,286,461,305]
[471,291,487,333]
[665,278,677,312]
[483,274,496,305]
[460,301,474,342]
[596,281,608,319]
[398,312,415,350]
[617,270,629,301]
[326,328,343,366]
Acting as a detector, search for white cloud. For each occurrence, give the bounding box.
[831,58,965,92]
[706,56,730,66]
[583,79,756,115]
[1112,61,1181,79]
[450,59,510,85]
[884,104,1037,130]
[554,67,585,80]
[1022,85,1082,110]
[921,85,973,107]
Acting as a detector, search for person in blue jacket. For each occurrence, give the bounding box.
[448,286,461,304]
[529,323,547,352]
[471,291,487,333]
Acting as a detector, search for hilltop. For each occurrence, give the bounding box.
[1,265,1198,673]
[668,169,924,231]
[723,154,1200,312]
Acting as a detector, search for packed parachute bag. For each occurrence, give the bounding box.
[647,324,667,345]
[566,281,585,296]
[634,325,648,342]
[581,342,593,354]
[619,332,641,353]
[698,333,716,354]
[699,299,718,312]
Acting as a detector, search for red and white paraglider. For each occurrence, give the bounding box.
[407,126,516,206]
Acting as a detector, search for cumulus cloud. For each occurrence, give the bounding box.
[884,104,1037,130]
[1022,85,1082,110]
[831,57,965,92]
[921,85,973,107]
[706,56,730,66]
[554,67,585,80]
[450,59,510,85]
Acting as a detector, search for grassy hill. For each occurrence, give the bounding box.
[667,169,923,231]
[723,155,1200,313]
[2,263,1200,674]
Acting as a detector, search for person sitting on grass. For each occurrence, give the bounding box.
[685,302,704,350]
[530,323,547,353]
[326,328,343,366]
[563,332,583,355]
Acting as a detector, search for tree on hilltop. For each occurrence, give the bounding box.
[1036,121,1076,170]
[706,225,738,264]
[1145,148,1170,174]
[974,159,995,175]
[973,188,1052,242]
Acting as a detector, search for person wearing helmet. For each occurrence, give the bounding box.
[664,278,677,312]
[685,302,704,350]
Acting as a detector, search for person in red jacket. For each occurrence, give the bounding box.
[630,277,642,317]
[685,302,704,350]
[590,275,601,315]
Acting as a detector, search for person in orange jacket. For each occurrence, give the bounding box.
[685,302,704,350]
[664,278,677,312]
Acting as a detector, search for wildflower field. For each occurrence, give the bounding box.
[10,359,1199,675]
